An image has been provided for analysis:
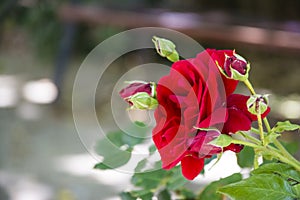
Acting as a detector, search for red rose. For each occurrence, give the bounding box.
[152,49,269,180]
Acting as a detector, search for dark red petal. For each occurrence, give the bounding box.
[227,94,271,121]
[181,155,204,180]
[119,82,151,99]
[224,143,244,153]
[221,76,239,96]
[223,108,252,134]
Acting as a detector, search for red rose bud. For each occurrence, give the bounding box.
[224,56,247,76]
[218,51,250,81]
[119,81,158,110]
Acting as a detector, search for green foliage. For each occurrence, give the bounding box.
[209,134,233,147]
[198,173,242,200]
[129,165,190,199]
[94,135,132,169]
[166,166,188,190]
[177,188,196,199]
[251,163,300,184]
[131,168,168,190]
[219,163,300,200]
[265,120,300,146]
[94,122,148,170]
[219,174,299,200]
[157,189,171,200]
[237,146,255,168]
[148,144,157,155]
[271,121,300,134]
[120,191,153,200]
[282,141,300,155]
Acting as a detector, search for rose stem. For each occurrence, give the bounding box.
[244,78,300,170]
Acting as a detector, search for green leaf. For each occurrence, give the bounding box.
[149,144,157,155]
[293,184,300,197]
[131,169,168,190]
[157,189,171,200]
[251,163,300,183]
[198,173,242,200]
[135,159,162,173]
[177,188,196,199]
[134,158,148,173]
[93,150,131,170]
[120,192,136,200]
[218,174,298,200]
[94,135,131,169]
[272,121,300,134]
[236,146,255,168]
[105,130,125,148]
[94,122,148,170]
[209,134,233,147]
[105,123,147,148]
[130,190,153,200]
[121,190,153,200]
[282,141,300,155]
[166,166,187,190]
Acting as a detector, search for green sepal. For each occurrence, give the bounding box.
[209,134,233,148]
[215,52,250,81]
[128,92,158,110]
[230,62,250,81]
[247,94,269,115]
[152,36,179,62]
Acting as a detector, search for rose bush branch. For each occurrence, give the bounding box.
[242,77,300,170]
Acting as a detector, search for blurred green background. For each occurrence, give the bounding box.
[1,0,300,199]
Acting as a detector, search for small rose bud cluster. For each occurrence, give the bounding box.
[119,81,158,110]
[247,94,269,115]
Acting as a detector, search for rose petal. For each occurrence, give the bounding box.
[181,155,204,180]
[119,82,151,99]
[224,143,244,153]
[223,108,252,134]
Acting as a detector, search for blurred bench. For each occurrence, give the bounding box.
[57,4,300,53]
[53,4,300,101]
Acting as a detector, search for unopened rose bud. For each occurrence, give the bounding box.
[224,56,247,76]
[217,51,250,81]
[247,94,269,115]
[128,92,158,110]
[152,36,179,62]
[119,81,158,110]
